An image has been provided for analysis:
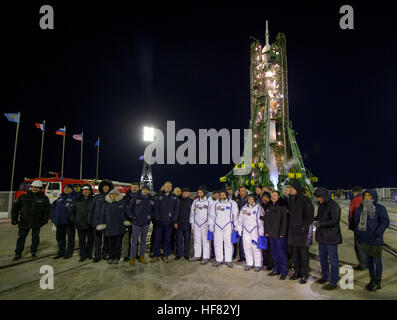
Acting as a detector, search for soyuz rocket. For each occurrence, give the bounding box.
[221,21,318,196]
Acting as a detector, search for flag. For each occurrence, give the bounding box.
[55,128,66,136]
[35,122,45,131]
[4,113,20,123]
[139,155,144,160]
[72,133,83,141]
[94,138,99,148]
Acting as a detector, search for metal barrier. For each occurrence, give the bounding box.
[0,192,15,219]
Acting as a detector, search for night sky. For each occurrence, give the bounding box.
[1,1,397,192]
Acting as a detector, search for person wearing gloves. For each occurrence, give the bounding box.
[189,186,213,264]
[263,191,289,280]
[151,181,180,263]
[176,188,194,260]
[11,180,51,261]
[52,184,79,259]
[127,186,154,266]
[97,189,130,264]
[87,179,114,262]
[287,181,314,284]
[68,184,94,262]
[313,187,342,290]
[208,190,238,268]
[237,194,265,271]
[354,189,390,292]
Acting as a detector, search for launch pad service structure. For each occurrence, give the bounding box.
[220,21,318,197]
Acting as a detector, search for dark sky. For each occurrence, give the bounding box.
[1,1,397,191]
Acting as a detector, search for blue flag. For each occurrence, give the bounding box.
[95,138,99,148]
[4,113,20,123]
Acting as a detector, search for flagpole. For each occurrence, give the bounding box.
[61,126,66,179]
[10,112,21,191]
[96,137,100,180]
[39,120,45,178]
[80,132,83,180]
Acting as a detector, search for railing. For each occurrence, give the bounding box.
[0,192,15,219]
[328,188,397,201]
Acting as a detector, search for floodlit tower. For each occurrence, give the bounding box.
[141,126,155,191]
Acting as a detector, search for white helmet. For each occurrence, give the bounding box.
[31,180,43,188]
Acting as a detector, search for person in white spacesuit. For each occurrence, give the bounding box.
[189,187,214,264]
[238,194,265,271]
[208,190,239,268]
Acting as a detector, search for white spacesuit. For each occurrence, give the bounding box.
[209,196,239,267]
[189,195,213,262]
[238,200,264,270]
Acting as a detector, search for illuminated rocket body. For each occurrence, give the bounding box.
[222,21,317,196]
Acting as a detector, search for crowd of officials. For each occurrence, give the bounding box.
[11,180,390,292]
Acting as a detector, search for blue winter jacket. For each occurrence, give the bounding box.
[154,192,179,223]
[52,191,79,226]
[354,189,390,246]
[100,198,129,237]
[127,193,155,226]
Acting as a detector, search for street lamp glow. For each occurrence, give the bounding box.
[143,126,155,142]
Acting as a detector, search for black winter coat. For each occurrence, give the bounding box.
[69,194,94,230]
[87,180,114,228]
[100,199,129,237]
[314,188,342,245]
[178,197,194,230]
[124,190,139,205]
[11,191,51,229]
[236,195,248,210]
[264,199,288,238]
[287,182,314,247]
[127,193,154,226]
[154,192,180,223]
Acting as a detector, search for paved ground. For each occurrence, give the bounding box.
[0,200,396,300]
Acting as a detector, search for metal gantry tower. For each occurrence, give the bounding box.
[220,21,318,197]
[140,160,154,192]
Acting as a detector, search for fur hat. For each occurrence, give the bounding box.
[105,189,124,203]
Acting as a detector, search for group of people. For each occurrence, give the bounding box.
[11,179,390,292]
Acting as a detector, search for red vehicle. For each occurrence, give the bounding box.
[16,172,132,204]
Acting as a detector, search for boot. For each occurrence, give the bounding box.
[138,256,147,264]
[369,279,381,291]
[129,258,136,266]
[150,257,159,263]
[365,277,376,290]
[162,256,169,263]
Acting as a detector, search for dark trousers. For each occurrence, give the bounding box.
[367,256,383,280]
[154,222,172,257]
[122,226,133,258]
[56,225,75,257]
[15,228,41,256]
[270,237,288,276]
[354,233,367,269]
[318,242,339,286]
[77,228,94,259]
[108,235,123,261]
[130,224,150,258]
[262,236,274,267]
[292,246,309,277]
[171,228,177,254]
[94,230,108,259]
[176,229,191,257]
[239,239,245,259]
